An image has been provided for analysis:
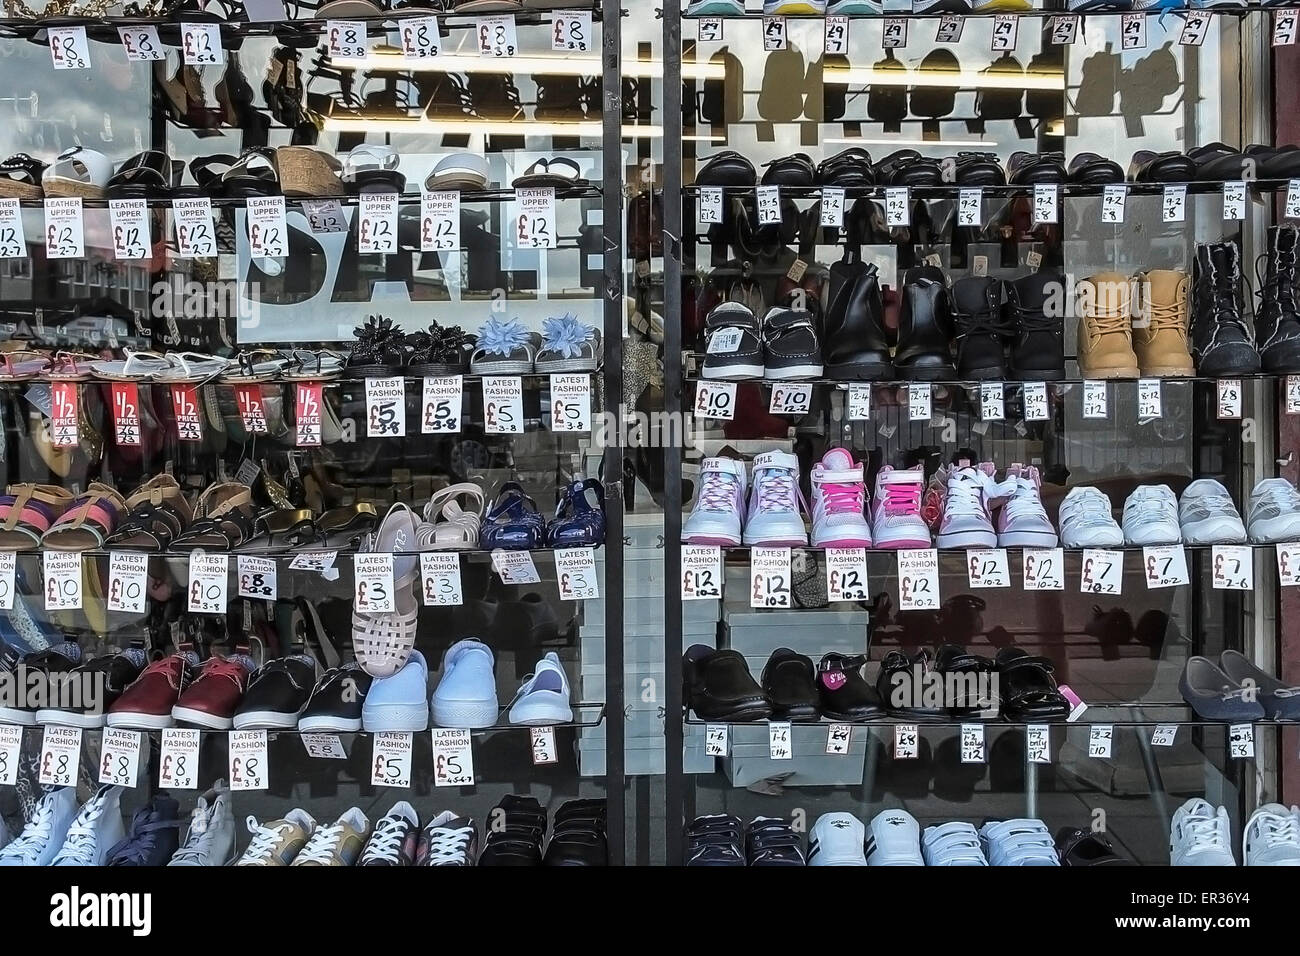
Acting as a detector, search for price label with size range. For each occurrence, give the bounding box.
[825,548,869,602]
[422,376,463,434]
[682,545,723,601]
[750,547,792,609]
[897,549,940,610]
[550,374,592,432]
[107,551,149,613]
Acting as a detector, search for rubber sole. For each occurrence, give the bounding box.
[771,703,822,722]
[0,708,37,726]
[34,709,105,729]
[431,697,499,729]
[701,363,763,380]
[171,706,234,730]
[233,710,302,731]
[508,696,573,726]
[937,529,998,549]
[1078,365,1141,379]
[764,364,824,380]
[997,530,1060,549]
[362,703,429,733]
[105,711,174,730]
[683,532,742,546]
[692,702,772,722]
[812,533,873,548]
[826,361,893,381]
[297,715,363,733]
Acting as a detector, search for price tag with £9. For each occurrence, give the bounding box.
[705,724,728,756]
[682,545,723,601]
[1217,379,1242,419]
[1088,724,1113,758]
[0,198,24,258]
[483,376,523,434]
[550,374,591,432]
[898,549,939,610]
[1179,10,1210,45]
[826,548,869,602]
[936,14,963,43]
[1138,378,1162,419]
[107,552,148,613]
[1212,544,1253,590]
[763,16,787,51]
[118,25,165,60]
[556,546,599,601]
[50,381,78,447]
[1101,183,1126,224]
[173,197,216,258]
[400,16,441,59]
[552,9,592,51]
[515,187,557,249]
[422,376,462,434]
[1275,9,1298,46]
[421,191,460,252]
[371,732,412,787]
[327,20,367,58]
[478,14,518,57]
[991,14,1018,50]
[1023,381,1050,421]
[432,728,475,786]
[295,382,323,446]
[49,26,90,69]
[366,376,406,438]
[0,552,15,611]
[882,17,906,48]
[237,555,277,601]
[1033,184,1058,225]
[181,23,223,64]
[188,552,228,613]
[698,16,723,41]
[354,553,395,613]
[821,187,845,228]
[247,195,287,258]
[768,721,792,760]
[885,187,909,227]
[234,384,268,434]
[695,380,736,420]
[1142,545,1189,589]
[109,199,149,260]
[99,728,142,788]
[531,726,558,764]
[967,548,1010,588]
[1081,548,1123,595]
[39,726,82,786]
[420,552,463,607]
[1121,12,1146,49]
[1082,380,1108,419]
[1277,544,1300,587]
[894,723,918,759]
[44,198,84,259]
[44,550,82,611]
[358,193,399,254]
[302,199,346,234]
[979,382,1004,420]
[750,546,792,609]
[961,723,985,763]
[1022,547,1064,590]
[1050,14,1079,44]
[158,728,200,790]
[824,15,849,54]
[492,550,541,585]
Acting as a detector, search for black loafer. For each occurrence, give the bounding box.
[817,652,883,720]
[1008,150,1066,185]
[684,645,772,722]
[695,150,756,189]
[761,648,821,722]
[1128,148,1197,183]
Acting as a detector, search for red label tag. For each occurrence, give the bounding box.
[50,381,78,447]
[110,382,141,446]
[295,382,322,446]
[170,384,202,442]
[234,383,268,434]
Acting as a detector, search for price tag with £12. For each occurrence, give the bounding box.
[110,199,149,260]
[898,549,939,610]
[107,552,148,613]
[1138,378,1162,419]
[698,186,723,225]
[1023,547,1064,590]
[174,197,216,258]
[0,198,24,259]
[1082,380,1108,419]
[1023,381,1050,421]
[980,383,1004,421]
[181,22,223,64]
[44,198,84,259]
[750,546,792,609]
[421,191,460,252]
[1027,724,1050,763]
[847,384,871,420]
[515,187,557,249]
[961,723,985,763]
[967,549,1010,588]
[302,199,346,234]
[908,383,932,421]
[682,545,722,601]
[358,193,398,254]
[826,548,869,602]
[247,195,288,258]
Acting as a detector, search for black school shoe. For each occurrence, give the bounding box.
[816,653,883,720]
[1055,827,1135,866]
[686,814,746,866]
[684,646,772,722]
[0,642,82,726]
[478,795,547,866]
[762,307,823,380]
[895,265,956,380]
[746,817,806,866]
[876,649,948,720]
[761,648,820,721]
[35,647,147,728]
[934,643,998,719]
[232,655,316,730]
[544,798,607,866]
[701,302,764,380]
[1005,271,1066,381]
[298,662,372,733]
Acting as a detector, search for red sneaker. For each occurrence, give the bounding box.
[106,652,194,730]
[172,655,255,730]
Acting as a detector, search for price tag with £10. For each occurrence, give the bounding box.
[188,552,228,613]
[769,382,811,416]
[44,550,82,611]
[107,552,148,613]
[696,380,736,420]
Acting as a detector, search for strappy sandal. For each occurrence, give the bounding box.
[511,156,589,191]
[0,484,73,550]
[239,508,317,552]
[0,351,52,381]
[41,483,126,552]
[995,647,1070,722]
[46,351,98,381]
[88,349,172,382]
[317,503,378,548]
[282,349,346,381]
[155,351,231,383]
[220,348,291,383]
[0,154,47,199]
[419,483,485,550]
[108,474,194,551]
[173,482,256,550]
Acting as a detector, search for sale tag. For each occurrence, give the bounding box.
[354,553,395,613]
[247,195,287,258]
[1229,723,1254,758]
[695,380,737,420]
[1022,548,1064,590]
[302,199,346,233]
[188,552,229,613]
[365,376,407,438]
[515,187,557,248]
[1151,725,1178,746]
[1286,180,1300,219]
[1274,9,1298,46]
[1080,548,1123,595]
[936,13,963,42]
[399,14,441,58]
[483,376,523,434]
[0,552,14,611]
[979,382,1004,420]
[107,552,148,613]
[38,725,82,786]
[698,186,724,225]
[550,374,591,432]
[358,192,398,254]
[0,724,20,784]
[49,26,90,69]
[1142,545,1188,589]
[371,732,412,787]
[1121,12,1146,49]
[118,25,164,60]
[756,185,781,225]
[233,383,268,434]
[894,723,918,759]
[301,733,347,759]
[826,723,853,755]
[530,726,558,764]
[1049,14,1079,44]
[171,384,202,441]
[158,728,200,789]
[236,555,277,601]
[750,547,792,609]
[1082,380,1108,419]
[698,16,723,40]
[769,382,812,415]
[682,545,723,601]
[967,548,1010,588]
[289,550,337,574]
[991,13,1018,50]
[1222,181,1247,221]
[0,198,23,258]
[327,19,367,58]
[1023,381,1050,421]
[821,186,845,228]
[295,382,323,446]
[1278,544,1300,586]
[1217,378,1243,419]
[491,549,541,585]
[898,549,940,610]
[98,728,141,788]
[1088,724,1113,758]
[1212,544,1253,590]
[43,550,82,611]
[1101,183,1126,224]
[1138,378,1162,419]
[885,186,909,227]
[109,199,149,260]
[960,723,985,763]
[825,548,869,602]
[477,14,518,57]
[957,187,982,228]
[1179,9,1210,45]
[768,721,792,760]
[825,14,849,53]
[705,724,728,756]
[432,728,475,786]
[908,383,931,421]
[763,15,787,50]
[422,376,462,433]
[181,22,223,64]
[50,381,77,447]
[173,197,216,257]
[1026,724,1050,763]
[420,552,463,607]
[551,9,592,52]
[882,17,906,47]
[1162,183,1187,223]
[1289,375,1300,413]
[43,198,84,259]
[556,546,599,601]
[1032,184,1057,225]
[421,190,460,252]
[848,384,871,420]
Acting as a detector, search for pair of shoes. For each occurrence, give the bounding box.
[1076,270,1195,378]
[979,819,1061,866]
[1179,650,1291,721]
[760,648,884,720]
[1059,478,1258,548]
[700,303,823,381]
[925,460,1056,549]
[481,479,606,550]
[358,801,477,866]
[1171,798,1300,866]
[807,808,927,865]
[469,316,601,375]
[875,645,1006,720]
[235,808,370,866]
[683,815,805,865]
[0,787,182,867]
[951,274,1066,381]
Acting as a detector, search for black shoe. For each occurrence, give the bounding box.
[418,811,479,866]
[817,652,884,720]
[822,257,892,380]
[1007,150,1066,185]
[478,795,545,866]
[360,801,420,866]
[701,302,763,380]
[1005,271,1066,381]
[761,307,823,380]
[405,322,475,376]
[34,647,147,728]
[933,643,997,719]
[683,645,771,722]
[876,649,947,720]
[1056,827,1135,866]
[949,276,1009,380]
[0,641,81,726]
[1189,141,1251,181]
[685,814,745,866]
[760,648,820,722]
[746,817,806,866]
[1190,241,1261,376]
[1255,225,1300,373]
[106,795,182,866]
[544,798,607,866]
[233,655,316,730]
[875,148,944,186]
[895,265,956,380]
[953,151,1006,186]
[299,662,372,733]
[1128,148,1196,183]
[816,147,873,187]
[1067,151,1124,185]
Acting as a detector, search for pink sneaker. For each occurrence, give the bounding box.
[871,466,931,549]
[810,448,872,548]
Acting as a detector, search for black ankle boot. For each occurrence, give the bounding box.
[822,255,892,380]
[949,276,1009,379]
[1005,271,1066,381]
[1256,225,1300,373]
[895,265,956,380]
[1190,241,1261,377]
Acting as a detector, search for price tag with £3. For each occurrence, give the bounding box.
[421,552,463,607]
[354,553,395,613]
[531,727,558,764]
[556,547,599,601]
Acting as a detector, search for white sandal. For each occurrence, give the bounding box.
[89,349,172,382]
[353,503,423,679]
[155,351,231,383]
[419,483,485,550]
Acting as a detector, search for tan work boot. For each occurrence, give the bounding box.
[1132,269,1196,376]
[1077,272,1140,378]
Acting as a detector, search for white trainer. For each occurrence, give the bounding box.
[1058,486,1124,548]
[169,780,237,866]
[1122,484,1181,546]
[935,462,1010,550]
[807,811,867,866]
[432,640,499,729]
[1170,797,1237,866]
[1247,477,1300,543]
[743,450,808,547]
[1178,478,1247,544]
[682,456,747,546]
[0,787,79,866]
[1243,803,1300,866]
[51,785,126,867]
[810,448,872,548]
[362,650,431,733]
[871,466,931,549]
[996,464,1058,548]
[865,808,924,866]
[508,652,572,725]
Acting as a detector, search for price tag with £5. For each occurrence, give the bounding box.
[550,374,591,432]
[483,376,523,434]
[422,376,462,434]
[432,728,475,786]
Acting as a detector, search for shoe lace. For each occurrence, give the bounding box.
[244,816,295,861]
[754,468,802,515]
[196,656,248,688]
[1256,245,1300,339]
[5,803,52,859]
[697,469,741,514]
[881,479,922,518]
[1003,477,1046,521]
[1089,299,1130,336]
[1254,810,1300,848]
[1009,301,1056,333]
[1146,297,1188,336]
[816,478,865,516]
[170,806,218,864]
[295,823,346,864]
[945,467,1007,517]
[1201,253,1253,338]
[1184,813,1229,849]
[424,824,474,864]
[362,819,407,864]
[57,821,103,865]
[110,815,177,865]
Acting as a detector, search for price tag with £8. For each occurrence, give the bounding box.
[0,724,20,785]
[894,724,919,759]
[237,555,277,601]
[478,14,518,57]
[49,26,90,69]
[961,724,985,763]
[118,25,165,60]
[39,726,82,786]
[158,728,200,790]
[99,728,142,788]
[821,187,845,228]
[552,10,592,51]
[1217,379,1242,419]
[327,20,367,58]
[400,16,441,59]
[228,730,268,791]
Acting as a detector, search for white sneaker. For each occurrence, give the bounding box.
[683,456,747,546]
[743,450,808,546]
[764,0,827,12]
[922,822,988,866]
[508,652,572,725]
[810,448,872,548]
[935,462,1009,549]
[827,0,883,10]
[236,809,316,866]
[1179,478,1247,544]
[168,780,236,866]
[362,650,430,733]
[1243,803,1300,866]
[807,812,867,866]
[51,785,126,866]
[1122,484,1181,546]
[865,808,924,866]
[871,466,931,549]
[432,640,499,729]
[685,0,746,14]
[996,464,1058,548]
[1170,797,1237,866]
[1059,486,1124,548]
[979,818,1060,866]
[1247,477,1300,543]
[0,787,78,866]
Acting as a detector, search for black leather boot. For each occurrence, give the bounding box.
[1005,271,1066,380]
[1256,225,1300,373]
[949,276,1009,379]
[1190,241,1261,376]
[821,255,892,380]
[895,265,956,380]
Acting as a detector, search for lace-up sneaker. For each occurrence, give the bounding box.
[171,653,256,730]
[1243,804,1300,866]
[1170,798,1236,866]
[416,811,479,866]
[871,466,931,549]
[810,448,872,548]
[1122,484,1181,546]
[1178,479,1247,544]
[743,450,808,546]
[360,801,420,866]
[107,649,198,730]
[1247,477,1300,543]
[168,780,236,866]
[0,642,81,725]
[0,787,78,866]
[683,456,747,546]
[236,809,316,866]
[1058,486,1123,548]
[36,647,148,728]
[104,795,182,866]
[51,785,126,867]
[997,464,1057,547]
[934,462,1009,549]
[292,808,370,866]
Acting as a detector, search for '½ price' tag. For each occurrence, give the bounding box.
[769,382,811,416]
[327,19,367,58]
[0,198,25,258]
[38,726,82,786]
[966,548,1010,588]
[234,383,268,434]
[171,384,202,442]
[960,723,986,763]
[894,723,919,759]
[1082,380,1108,419]
[110,199,149,260]
[750,547,792,609]
[295,382,323,446]
[236,555,277,601]
[1163,184,1187,223]
[1223,181,1247,222]
[1277,543,1300,587]
[991,13,1018,50]
[228,730,268,790]
[980,382,1004,420]
[1081,548,1123,595]
[188,552,229,613]
[158,728,200,789]
[556,546,599,601]
[432,728,475,786]
[897,549,940,610]
[44,198,84,259]
[1033,184,1058,225]
[247,195,288,258]
[1023,381,1050,421]
[1121,12,1146,49]
[354,553,396,613]
[118,25,165,60]
[768,721,792,760]
[98,728,142,788]
[1217,379,1242,419]
[371,732,413,787]
[483,376,523,434]
[365,376,407,438]
[44,550,82,611]
[1143,545,1189,589]
[821,186,845,228]
[358,192,399,254]
[704,724,728,756]
[1088,724,1114,758]
[422,376,462,434]
[550,374,592,432]
[763,15,787,51]
[936,13,964,43]
[1022,548,1064,590]
[514,187,557,248]
[49,26,90,69]
[173,197,216,258]
[698,186,723,225]
[181,22,224,64]
[824,14,849,54]
[400,15,441,59]
[530,726,558,764]
[826,723,853,755]
[420,552,463,607]
[885,187,909,227]
[421,190,461,252]
[1101,183,1126,224]
[695,380,737,420]
[1026,724,1051,764]
[107,551,148,613]
[1138,378,1162,419]
[50,381,77,448]
[552,10,592,52]
[1050,14,1079,44]
[826,548,870,602]
[682,545,723,601]
[1212,544,1253,590]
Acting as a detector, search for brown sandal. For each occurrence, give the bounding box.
[108,475,194,552]
[42,482,127,551]
[173,482,256,550]
[0,484,73,550]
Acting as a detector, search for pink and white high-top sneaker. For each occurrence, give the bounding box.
[682,456,747,546]
[871,466,931,549]
[810,448,873,548]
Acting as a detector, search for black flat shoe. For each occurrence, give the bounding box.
[817,652,883,721]
[683,645,772,722]
[761,648,821,722]
[1055,827,1135,866]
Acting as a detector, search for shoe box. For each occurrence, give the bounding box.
[722,723,868,789]
[721,603,870,661]
[577,724,713,777]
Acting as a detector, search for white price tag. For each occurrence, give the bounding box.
[1277,544,1300,586]
[699,186,724,225]
[0,198,25,258]
[885,186,909,227]
[556,546,599,601]
[960,723,985,763]
[1088,724,1113,758]
[1081,548,1123,595]
[1101,183,1126,224]
[682,545,723,601]
[43,550,82,611]
[894,723,918,759]
[958,187,982,227]
[826,723,853,755]
[49,26,90,69]
[1286,180,1300,219]
[847,384,871,420]
[1222,182,1247,221]
[750,546,792,609]
[514,187,558,249]
[399,15,441,59]
[695,380,737,420]
[181,22,224,64]
[821,186,845,228]
[966,548,1010,588]
[908,383,931,421]
[1138,378,1162,419]
[991,14,1018,51]
[1229,723,1255,758]
[882,17,906,47]
[552,10,592,52]
[762,15,787,51]
[1143,545,1189,589]
[365,376,407,438]
[107,552,148,613]
[769,382,812,415]
[421,190,460,252]
[936,13,963,42]
[159,728,200,789]
[1049,14,1079,44]
[1151,724,1178,747]
[173,197,216,257]
[358,192,399,254]
[756,185,781,225]
[1289,375,1300,413]
[109,199,149,260]
[43,197,84,260]
[302,199,346,233]
[1026,724,1050,763]
[1212,544,1253,590]
[1274,9,1298,46]
[1121,12,1146,49]
[188,552,228,613]
[824,14,849,53]
[0,552,14,610]
[420,552,463,607]
[898,549,940,610]
[972,255,988,277]
[38,725,82,786]
[247,195,288,258]
[422,376,463,433]
[1179,10,1210,45]
[530,726,558,764]
[98,728,142,788]
[289,550,337,574]
[118,25,165,60]
[0,724,21,784]
[491,550,541,585]
[979,382,1004,420]
[1032,184,1057,225]
[550,374,592,432]
[371,731,413,787]
[483,376,524,434]
[1023,381,1050,421]
[354,552,396,613]
[236,555,277,601]
[697,16,723,41]
[1217,379,1242,419]
[1082,380,1108,419]
[301,733,347,759]
[432,728,475,786]
[768,721,792,760]
[1162,184,1187,223]
[327,18,367,58]
[1023,547,1065,590]
[826,548,870,602]
[704,724,729,756]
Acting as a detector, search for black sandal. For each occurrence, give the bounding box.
[934,643,998,719]
[995,647,1070,722]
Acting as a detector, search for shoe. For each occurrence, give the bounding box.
[0,642,81,726]
[478,795,546,866]
[686,814,746,866]
[360,801,420,866]
[1178,479,1247,544]
[878,650,948,720]
[234,654,317,729]
[1076,272,1140,378]
[417,811,479,865]
[996,464,1058,548]
[547,478,606,548]
[404,321,475,376]
[1179,656,1267,721]
[979,819,1060,866]
[171,653,256,730]
[865,809,924,866]
[1219,649,1300,720]
[1121,485,1181,546]
[807,812,867,866]
[816,652,884,720]
[760,648,820,722]
[1133,270,1196,376]
[1170,798,1237,865]
[934,462,1008,549]
[922,822,989,866]
[291,808,369,866]
[950,277,1009,380]
[106,650,197,730]
[895,266,956,380]
[35,648,148,728]
[508,651,571,725]
[432,639,498,729]
[105,795,182,866]
[1191,241,1262,376]
[1255,225,1300,374]
[544,799,607,866]
[51,785,126,866]
[534,315,599,374]
[1243,804,1300,866]
[0,788,78,866]
[871,466,930,549]
[764,0,826,12]
[469,318,536,375]
[480,483,546,550]
[746,817,806,866]
[685,0,745,12]
[1055,827,1134,865]
[682,456,747,546]
[683,645,771,722]
[168,781,236,866]
[1008,151,1067,184]
[743,450,808,546]
[701,303,764,381]
[810,448,872,547]
[299,662,372,733]
[236,809,316,866]
[826,0,883,11]
[1058,486,1123,548]
[1247,478,1300,543]
[822,260,892,380]
[761,308,822,380]
[362,650,430,733]
[1068,152,1125,184]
